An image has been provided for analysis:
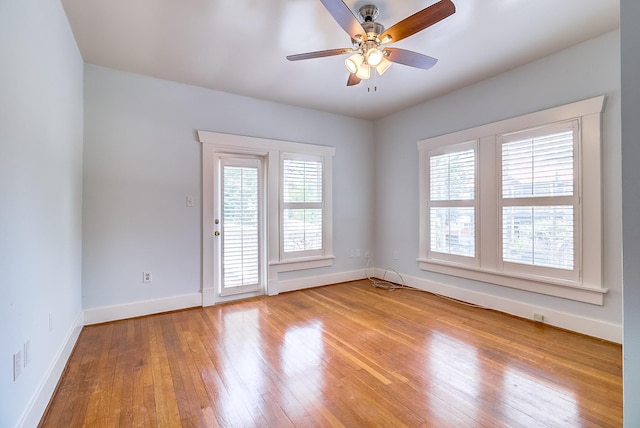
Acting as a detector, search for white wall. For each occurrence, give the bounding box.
[621,0,640,424]
[373,30,622,340]
[0,1,84,427]
[82,65,374,313]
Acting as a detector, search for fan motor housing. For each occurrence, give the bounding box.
[359,5,384,39]
[363,21,384,39]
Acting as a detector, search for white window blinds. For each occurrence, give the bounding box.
[501,130,574,198]
[222,165,259,288]
[500,125,577,271]
[428,146,476,258]
[282,158,323,255]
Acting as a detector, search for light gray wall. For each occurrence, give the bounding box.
[373,30,621,326]
[0,0,84,426]
[82,65,375,309]
[621,0,640,424]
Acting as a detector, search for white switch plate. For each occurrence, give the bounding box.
[13,349,23,381]
[24,340,31,367]
[186,196,193,207]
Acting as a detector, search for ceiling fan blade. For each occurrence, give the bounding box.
[320,0,367,41]
[380,0,455,44]
[385,48,438,69]
[287,48,352,61]
[347,73,361,86]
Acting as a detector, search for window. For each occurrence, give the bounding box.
[427,143,477,261]
[282,156,324,258]
[418,96,605,304]
[499,121,579,281]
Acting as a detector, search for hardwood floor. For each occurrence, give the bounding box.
[40,280,622,427]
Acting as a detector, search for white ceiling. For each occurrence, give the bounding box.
[61,0,619,120]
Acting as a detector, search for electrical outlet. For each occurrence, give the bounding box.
[143,271,152,283]
[393,250,399,260]
[13,349,23,381]
[533,313,545,322]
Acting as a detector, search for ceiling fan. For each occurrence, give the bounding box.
[286,0,456,86]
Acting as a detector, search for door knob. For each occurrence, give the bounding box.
[214,231,220,236]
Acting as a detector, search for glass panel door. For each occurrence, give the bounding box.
[217,156,263,296]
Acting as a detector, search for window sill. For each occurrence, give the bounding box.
[269,255,335,273]
[417,258,607,305]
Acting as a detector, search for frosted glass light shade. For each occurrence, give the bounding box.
[366,48,383,66]
[345,54,363,74]
[375,57,391,75]
[356,63,370,79]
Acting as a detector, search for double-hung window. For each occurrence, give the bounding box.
[499,122,579,281]
[281,155,324,259]
[418,96,605,304]
[427,142,477,263]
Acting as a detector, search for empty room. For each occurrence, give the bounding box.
[2,0,639,426]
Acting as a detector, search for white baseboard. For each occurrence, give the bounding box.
[370,268,622,343]
[84,268,621,341]
[83,293,202,325]
[269,269,366,296]
[19,310,84,428]
[202,287,215,307]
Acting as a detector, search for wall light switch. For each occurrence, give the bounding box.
[186,196,193,207]
[13,349,23,381]
[24,340,31,367]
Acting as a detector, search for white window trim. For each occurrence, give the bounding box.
[417,96,606,305]
[199,131,335,304]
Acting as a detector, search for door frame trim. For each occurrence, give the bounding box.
[203,143,272,306]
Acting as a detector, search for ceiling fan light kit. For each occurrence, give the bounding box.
[355,62,371,79]
[365,45,383,66]
[345,53,363,73]
[286,0,456,87]
[375,56,392,76]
